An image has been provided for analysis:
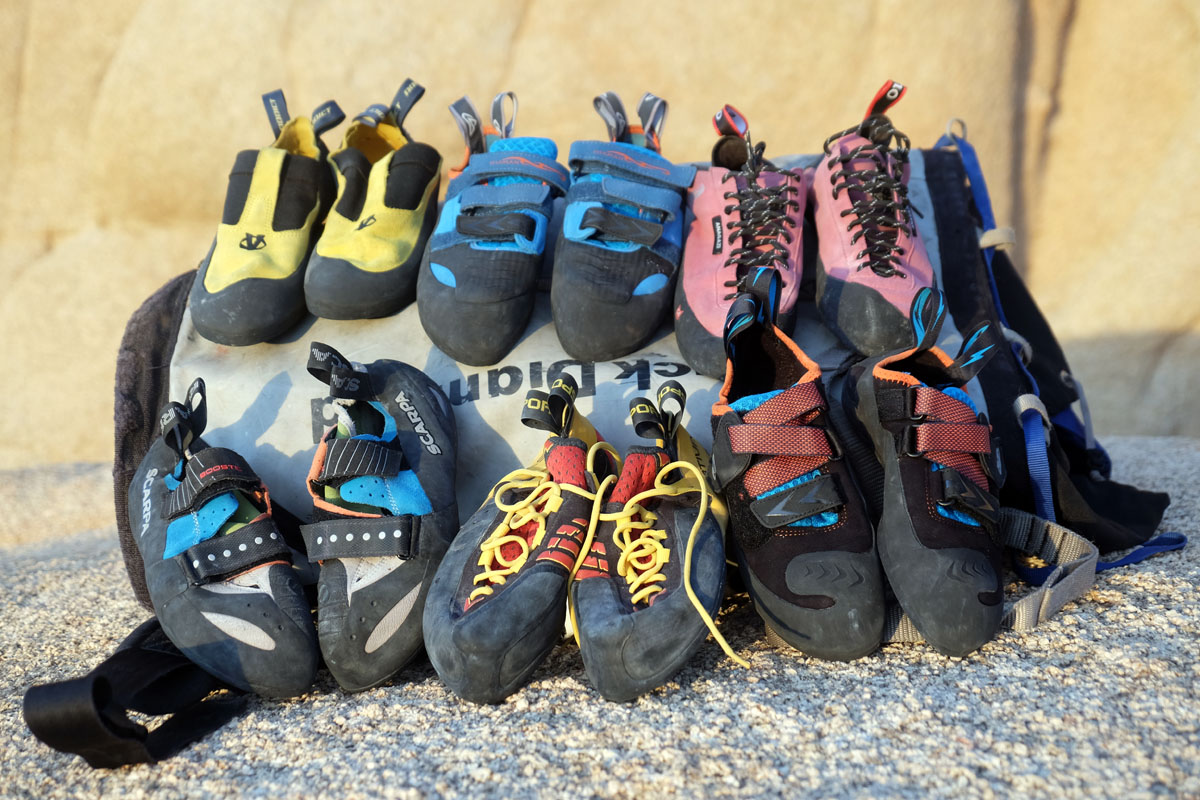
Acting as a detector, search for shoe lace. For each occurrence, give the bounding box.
[573,452,750,669]
[822,115,922,278]
[720,140,802,300]
[470,445,616,603]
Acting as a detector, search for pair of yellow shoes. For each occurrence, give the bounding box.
[190,80,442,346]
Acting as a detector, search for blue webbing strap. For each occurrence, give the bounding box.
[942,127,1061,525]
[935,128,1038,391]
[1016,531,1187,585]
[1021,407,1057,523]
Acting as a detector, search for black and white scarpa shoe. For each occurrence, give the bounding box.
[300,342,459,691]
[127,378,319,697]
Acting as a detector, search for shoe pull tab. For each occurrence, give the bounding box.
[390,78,425,138]
[521,373,579,437]
[159,378,207,460]
[713,104,749,139]
[908,287,947,352]
[744,266,782,326]
[635,92,668,153]
[629,396,665,442]
[489,91,518,140]
[449,96,486,155]
[310,100,345,136]
[354,104,390,128]
[630,380,687,445]
[306,341,374,400]
[656,381,687,442]
[865,79,906,120]
[723,294,759,359]
[947,321,998,382]
[593,92,631,145]
[261,90,290,139]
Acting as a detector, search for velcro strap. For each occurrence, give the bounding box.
[317,438,406,484]
[741,382,827,426]
[913,422,991,455]
[914,387,979,424]
[458,182,551,213]
[874,386,912,422]
[178,518,290,584]
[597,176,683,219]
[449,151,570,195]
[579,207,662,246]
[749,472,842,529]
[878,386,979,426]
[728,424,833,458]
[165,448,259,520]
[568,141,695,190]
[457,212,537,241]
[301,515,419,561]
[940,468,1000,525]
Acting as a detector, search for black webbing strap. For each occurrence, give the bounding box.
[164,447,259,520]
[580,206,663,246]
[301,514,419,561]
[23,618,246,768]
[316,437,406,484]
[178,517,291,584]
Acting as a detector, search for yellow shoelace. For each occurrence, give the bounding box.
[570,449,749,669]
[470,444,617,603]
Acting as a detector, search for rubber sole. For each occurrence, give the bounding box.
[814,259,914,356]
[853,366,1001,657]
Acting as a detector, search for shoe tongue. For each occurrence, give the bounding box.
[610,449,667,505]
[712,135,751,170]
[544,437,589,489]
[490,136,558,158]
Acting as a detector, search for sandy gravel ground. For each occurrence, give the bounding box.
[2,436,1197,799]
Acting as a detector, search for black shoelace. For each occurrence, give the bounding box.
[822,115,922,278]
[720,140,802,300]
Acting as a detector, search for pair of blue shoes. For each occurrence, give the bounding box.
[416,91,696,366]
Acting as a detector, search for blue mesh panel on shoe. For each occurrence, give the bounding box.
[728,385,837,528]
[164,491,240,559]
[728,388,785,413]
[338,471,432,516]
[941,386,979,415]
[488,137,558,188]
[491,137,558,158]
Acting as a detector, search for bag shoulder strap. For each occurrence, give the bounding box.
[884,507,1098,643]
[23,618,246,768]
[114,271,196,610]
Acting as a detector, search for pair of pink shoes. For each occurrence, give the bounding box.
[674,81,935,377]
